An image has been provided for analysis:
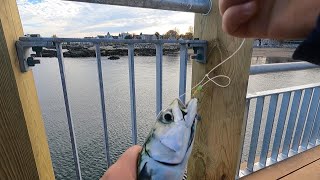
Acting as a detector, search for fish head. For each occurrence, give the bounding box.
[145,98,198,164]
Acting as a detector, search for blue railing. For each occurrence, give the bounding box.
[17,37,206,180]
[238,82,320,178]
[16,37,320,179]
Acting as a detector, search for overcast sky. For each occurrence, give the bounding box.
[17,0,194,37]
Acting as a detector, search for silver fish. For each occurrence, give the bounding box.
[138,98,199,180]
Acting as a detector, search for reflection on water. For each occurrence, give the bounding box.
[33,56,320,179]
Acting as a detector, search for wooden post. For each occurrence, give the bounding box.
[0,0,55,179]
[187,1,253,179]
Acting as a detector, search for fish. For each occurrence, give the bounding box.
[137,98,199,180]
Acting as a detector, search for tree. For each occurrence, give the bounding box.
[184,32,193,40]
[52,34,57,38]
[188,26,194,34]
[174,27,180,35]
[163,30,179,39]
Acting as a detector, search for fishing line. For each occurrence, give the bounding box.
[158,39,246,115]
[182,38,246,98]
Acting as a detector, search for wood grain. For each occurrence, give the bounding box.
[187,1,253,179]
[0,0,55,179]
[241,146,320,180]
[281,160,320,180]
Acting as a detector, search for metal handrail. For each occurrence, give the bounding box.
[250,62,319,75]
[239,83,320,178]
[19,37,207,44]
[18,37,196,180]
[247,82,320,99]
[66,0,212,14]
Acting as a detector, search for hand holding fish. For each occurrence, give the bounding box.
[100,145,142,180]
[101,98,199,180]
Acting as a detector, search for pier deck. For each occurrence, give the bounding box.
[242,146,320,180]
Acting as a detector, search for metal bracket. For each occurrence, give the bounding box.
[189,40,207,64]
[16,41,41,72]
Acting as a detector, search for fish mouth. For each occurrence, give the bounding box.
[153,119,197,165]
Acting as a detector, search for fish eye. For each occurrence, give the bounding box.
[162,111,173,123]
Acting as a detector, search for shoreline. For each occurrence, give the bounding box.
[37,44,181,58]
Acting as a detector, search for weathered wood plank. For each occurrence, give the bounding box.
[0,0,55,179]
[187,0,253,179]
[241,146,320,180]
[281,159,320,180]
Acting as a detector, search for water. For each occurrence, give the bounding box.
[33,55,320,179]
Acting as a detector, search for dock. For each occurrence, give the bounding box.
[242,146,320,179]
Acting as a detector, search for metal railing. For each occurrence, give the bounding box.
[17,37,206,180]
[67,0,212,14]
[16,37,320,179]
[238,82,320,178]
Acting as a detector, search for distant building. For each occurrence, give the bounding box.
[81,36,94,46]
[105,32,113,39]
[133,34,142,39]
[97,35,105,39]
[141,34,157,40]
[112,36,119,39]
[119,32,130,39]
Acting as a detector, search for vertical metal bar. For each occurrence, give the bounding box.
[95,44,111,166]
[236,99,251,179]
[271,92,291,161]
[247,97,264,172]
[309,102,320,146]
[179,43,188,103]
[128,44,137,145]
[259,94,279,166]
[155,43,163,114]
[309,108,320,146]
[291,88,313,152]
[281,90,302,157]
[55,43,82,180]
[301,87,320,148]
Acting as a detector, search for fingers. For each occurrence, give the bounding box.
[222,1,257,36]
[100,145,142,180]
[219,0,251,15]
[117,145,142,167]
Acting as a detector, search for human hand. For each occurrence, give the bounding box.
[100,145,142,180]
[219,0,320,39]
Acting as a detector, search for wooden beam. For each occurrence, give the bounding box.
[0,0,55,179]
[187,0,253,179]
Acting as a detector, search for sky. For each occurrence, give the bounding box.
[17,0,195,37]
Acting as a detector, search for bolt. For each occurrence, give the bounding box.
[191,54,202,60]
[27,57,40,67]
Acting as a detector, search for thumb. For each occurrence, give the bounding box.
[101,145,142,180]
[222,1,257,36]
[117,145,142,168]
